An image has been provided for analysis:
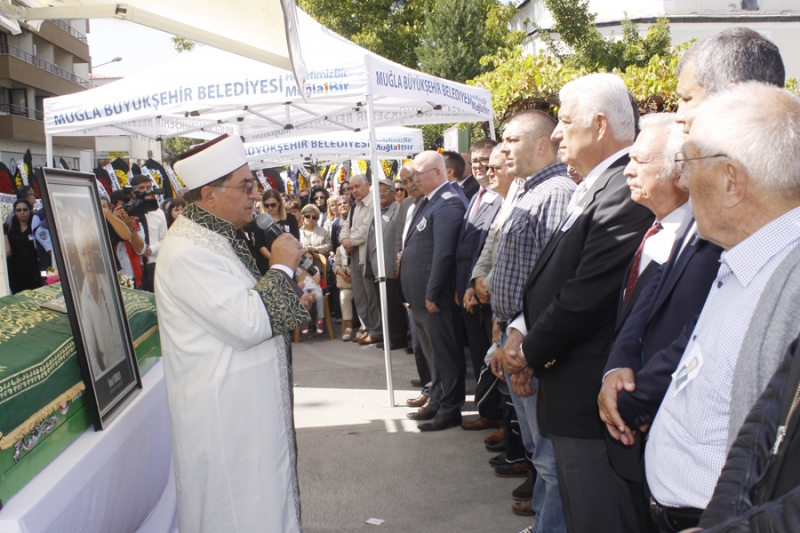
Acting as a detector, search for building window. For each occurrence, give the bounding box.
[742,0,758,10]
[0,88,28,116]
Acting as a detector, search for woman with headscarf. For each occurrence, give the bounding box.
[3,198,43,293]
[309,185,330,227]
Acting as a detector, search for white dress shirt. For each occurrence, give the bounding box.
[645,206,800,509]
[638,202,692,275]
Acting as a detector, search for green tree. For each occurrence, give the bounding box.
[297,0,426,68]
[416,0,522,83]
[171,37,196,53]
[161,137,202,163]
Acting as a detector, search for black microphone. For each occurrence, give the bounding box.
[256,213,313,271]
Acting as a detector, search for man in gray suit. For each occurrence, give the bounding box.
[366,179,407,350]
[400,151,468,431]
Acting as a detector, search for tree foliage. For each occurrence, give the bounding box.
[171,37,196,53]
[416,0,522,83]
[161,137,201,163]
[296,0,425,69]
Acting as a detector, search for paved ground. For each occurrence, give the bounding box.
[293,332,532,533]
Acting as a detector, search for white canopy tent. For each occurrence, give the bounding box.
[0,0,306,88]
[43,9,495,405]
[244,126,422,168]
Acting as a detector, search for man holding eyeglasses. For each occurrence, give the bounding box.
[156,134,311,533]
[400,151,467,431]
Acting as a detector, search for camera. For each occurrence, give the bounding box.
[122,186,163,218]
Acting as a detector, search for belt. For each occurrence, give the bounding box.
[649,497,703,532]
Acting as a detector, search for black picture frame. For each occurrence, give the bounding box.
[35,167,142,430]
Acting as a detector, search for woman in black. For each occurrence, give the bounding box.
[3,199,43,293]
[309,186,330,227]
[253,189,300,275]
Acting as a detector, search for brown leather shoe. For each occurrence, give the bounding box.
[357,335,381,345]
[406,395,428,408]
[461,416,502,431]
[484,427,505,445]
[352,328,367,342]
[511,499,535,517]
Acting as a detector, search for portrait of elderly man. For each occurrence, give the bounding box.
[646,82,800,533]
[155,134,311,533]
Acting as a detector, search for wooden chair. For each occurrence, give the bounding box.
[294,253,335,343]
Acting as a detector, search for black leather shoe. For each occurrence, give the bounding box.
[512,475,534,501]
[494,462,531,478]
[407,406,437,420]
[489,452,507,467]
[485,440,506,452]
[410,379,423,388]
[418,414,462,432]
[404,346,414,354]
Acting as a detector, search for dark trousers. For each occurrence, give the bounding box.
[411,305,465,419]
[143,262,156,293]
[552,435,640,533]
[407,307,430,387]
[384,279,408,346]
[461,305,492,382]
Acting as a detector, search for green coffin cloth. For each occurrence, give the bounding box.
[0,283,158,449]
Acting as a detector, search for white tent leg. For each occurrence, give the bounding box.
[45,134,53,168]
[367,94,395,407]
[489,116,497,141]
[0,233,9,297]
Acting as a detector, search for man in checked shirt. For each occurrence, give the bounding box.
[486,109,575,532]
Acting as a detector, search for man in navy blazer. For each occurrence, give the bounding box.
[456,140,502,384]
[399,151,468,431]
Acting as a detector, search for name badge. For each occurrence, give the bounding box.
[28,234,34,241]
[382,214,390,223]
[560,206,583,232]
[416,217,427,232]
[672,341,704,395]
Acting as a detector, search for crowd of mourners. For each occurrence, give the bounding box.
[7,26,800,533]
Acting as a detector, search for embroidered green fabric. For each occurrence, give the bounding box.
[181,203,309,334]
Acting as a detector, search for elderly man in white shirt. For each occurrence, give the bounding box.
[645,83,800,531]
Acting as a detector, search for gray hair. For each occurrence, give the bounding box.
[349,173,369,185]
[689,82,800,193]
[559,73,635,142]
[638,113,683,179]
[693,28,785,94]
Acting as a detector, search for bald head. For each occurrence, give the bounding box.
[412,151,447,196]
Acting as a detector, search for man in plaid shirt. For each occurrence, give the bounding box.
[487,110,575,531]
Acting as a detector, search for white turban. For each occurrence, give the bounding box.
[174,135,248,190]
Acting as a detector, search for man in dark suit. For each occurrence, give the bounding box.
[442,151,470,206]
[459,152,480,201]
[400,151,468,431]
[591,113,696,532]
[456,140,502,391]
[497,73,654,533]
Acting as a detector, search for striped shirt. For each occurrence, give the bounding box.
[645,205,800,508]
[491,163,575,321]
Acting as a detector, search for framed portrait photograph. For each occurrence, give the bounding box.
[35,167,142,429]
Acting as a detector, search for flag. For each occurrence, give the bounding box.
[110,158,131,188]
[13,149,32,190]
[0,162,14,195]
[131,163,141,175]
[93,167,114,199]
[143,158,174,199]
[58,157,70,170]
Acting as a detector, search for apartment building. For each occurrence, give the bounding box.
[512,0,800,79]
[0,18,92,173]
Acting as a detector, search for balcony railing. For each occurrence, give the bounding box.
[51,20,88,44]
[0,103,44,121]
[0,43,89,88]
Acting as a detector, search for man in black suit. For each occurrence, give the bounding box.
[497,73,654,533]
[459,152,480,201]
[456,140,502,392]
[400,151,468,431]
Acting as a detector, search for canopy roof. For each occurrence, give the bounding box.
[43,10,493,142]
[0,0,306,85]
[244,127,422,168]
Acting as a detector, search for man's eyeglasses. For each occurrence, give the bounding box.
[471,157,490,166]
[379,188,393,196]
[303,214,319,220]
[264,202,279,208]
[673,152,729,175]
[410,167,437,180]
[220,181,257,195]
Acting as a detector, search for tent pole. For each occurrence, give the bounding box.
[45,134,53,168]
[367,94,395,407]
[489,116,497,141]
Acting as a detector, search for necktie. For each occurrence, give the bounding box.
[469,188,486,224]
[409,197,429,231]
[623,222,662,307]
[567,180,588,213]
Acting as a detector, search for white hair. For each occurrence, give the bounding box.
[559,73,635,142]
[689,82,800,193]
[638,113,683,179]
